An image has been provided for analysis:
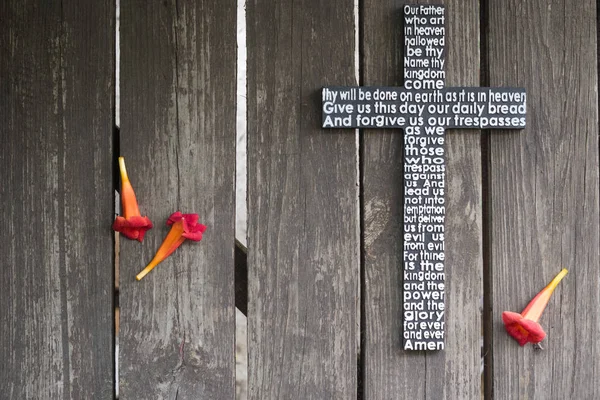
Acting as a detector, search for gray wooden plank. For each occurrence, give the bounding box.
[362,1,483,398]
[118,0,237,398]
[488,0,600,398]
[246,0,360,398]
[0,1,115,398]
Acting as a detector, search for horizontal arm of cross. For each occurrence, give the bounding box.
[322,86,526,130]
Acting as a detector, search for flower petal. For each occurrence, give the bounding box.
[501,311,523,325]
[182,213,199,227]
[168,211,200,227]
[502,311,546,346]
[167,211,184,226]
[182,223,207,241]
[112,215,153,242]
[167,211,205,240]
[519,318,546,343]
[126,215,153,228]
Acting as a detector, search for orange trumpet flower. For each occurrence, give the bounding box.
[113,157,152,242]
[112,157,153,241]
[502,268,568,346]
[136,211,207,280]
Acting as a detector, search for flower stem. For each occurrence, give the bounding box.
[136,220,186,280]
[136,259,160,281]
[521,268,568,322]
[118,157,142,219]
[118,157,129,183]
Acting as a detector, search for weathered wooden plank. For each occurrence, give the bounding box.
[0,1,114,398]
[362,1,483,398]
[246,0,359,398]
[118,0,237,398]
[488,0,600,398]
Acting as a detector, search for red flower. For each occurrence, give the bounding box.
[502,268,568,346]
[112,157,153,241]
[136,211,207,280]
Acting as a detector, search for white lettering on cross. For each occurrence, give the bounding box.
[321,4,526,351]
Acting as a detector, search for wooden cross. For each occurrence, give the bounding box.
[321,4,526,351]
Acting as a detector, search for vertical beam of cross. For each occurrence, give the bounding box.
[401,4,448,351]
[321,4,526,351]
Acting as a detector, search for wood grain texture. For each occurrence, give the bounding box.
[0,1,114,398]
[118,0,237,398]
[488,0,600,399]
[361,1,483,398]
[246,0,360,398]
